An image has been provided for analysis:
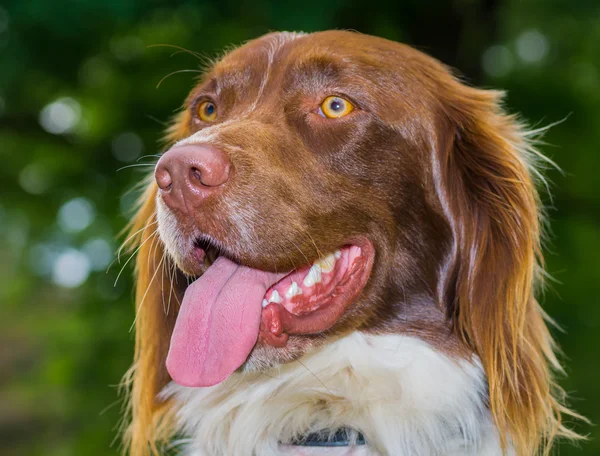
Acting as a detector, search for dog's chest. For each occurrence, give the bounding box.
[163,333,504,455]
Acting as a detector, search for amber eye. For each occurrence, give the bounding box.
[197,101,217,122]
[319,96,354,119]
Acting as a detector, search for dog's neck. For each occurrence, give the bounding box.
[162,332,508,455]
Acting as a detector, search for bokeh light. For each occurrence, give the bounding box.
[482,45,514,77]
[19,163,52,195]
[516,29,549,64]
[82,238,114,271]
[57,198,96,233]
[28,242,62,277]
[52,248,91,288]
[110,35,144,62]
[78,56,112,88]
[39,97,82,135]
[112,131,144,162]
[120,191,139,216]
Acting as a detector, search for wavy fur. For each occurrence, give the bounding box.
[163,333,502,456]
[433,80,581,454]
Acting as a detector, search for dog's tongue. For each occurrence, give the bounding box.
[166,256,285,387]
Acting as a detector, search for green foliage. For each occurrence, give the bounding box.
[0,0,598,454]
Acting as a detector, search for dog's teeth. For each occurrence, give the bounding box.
[285,281,303,299]
[268,290,283,303]
[262,299,268,308]
[315,253,336,273]
[303,264,322,287]
[334,250,342,259]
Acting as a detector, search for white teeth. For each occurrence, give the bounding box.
[262,299,268,308]
[268,290,283,304]
[334,250,342,259]
[303,264,322,287]
[285,281,303,299]
[315,253,336,273]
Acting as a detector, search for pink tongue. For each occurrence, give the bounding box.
[166,256,285,387]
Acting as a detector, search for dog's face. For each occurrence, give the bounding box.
[154,31,452,382]
[127,31,571,456]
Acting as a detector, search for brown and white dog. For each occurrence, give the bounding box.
[122,31,579,455]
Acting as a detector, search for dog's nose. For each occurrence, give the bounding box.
[155,144,230,210]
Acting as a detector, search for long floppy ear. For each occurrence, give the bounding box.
[121,110,192,456]
[436,84,580,454]
[120,181,179,456]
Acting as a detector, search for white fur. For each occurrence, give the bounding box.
[156,197,194,268]
[162,333,507,455]
[244,32,305,115]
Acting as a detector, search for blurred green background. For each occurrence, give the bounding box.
[0,0,598,454]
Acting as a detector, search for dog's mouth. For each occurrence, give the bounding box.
[166,235,375,388]
[192,236,222,266]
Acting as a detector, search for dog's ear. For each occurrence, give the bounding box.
[121,109,192,456]
[435,83,578,454]
[121,181,179,456]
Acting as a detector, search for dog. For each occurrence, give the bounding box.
[121,31,579,455]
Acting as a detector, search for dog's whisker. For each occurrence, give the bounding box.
[108,219,158,274]
[171,282,182,311]
[130,252,166,333]
[99,398,122,416]
[281,242,299,272]
[166,256,177,315]
[145,115,169,128]
[156,69,203,89]
[115,219,158,263]
[114,228,157,287]
[146,43,205,60]
[288,238,310,267]
[304,231,324,260]
[136,154,163,162]
[160,249,167,315]
[295,359,334,397]
[147,229,160,275]
[116,163,157,173]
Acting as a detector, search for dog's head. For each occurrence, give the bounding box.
[124,31,572,455]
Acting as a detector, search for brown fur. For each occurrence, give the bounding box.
[121,31,580,455]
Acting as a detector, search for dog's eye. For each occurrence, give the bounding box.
[319,96,354,119]
[197,101,217,122]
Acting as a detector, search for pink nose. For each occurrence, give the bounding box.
[155,144,231,211]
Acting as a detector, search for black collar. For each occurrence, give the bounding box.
[288,428,366,447]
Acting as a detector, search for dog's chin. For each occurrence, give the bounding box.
[241,334,326,373]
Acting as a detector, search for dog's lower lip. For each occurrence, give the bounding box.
[258,238,375,346]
